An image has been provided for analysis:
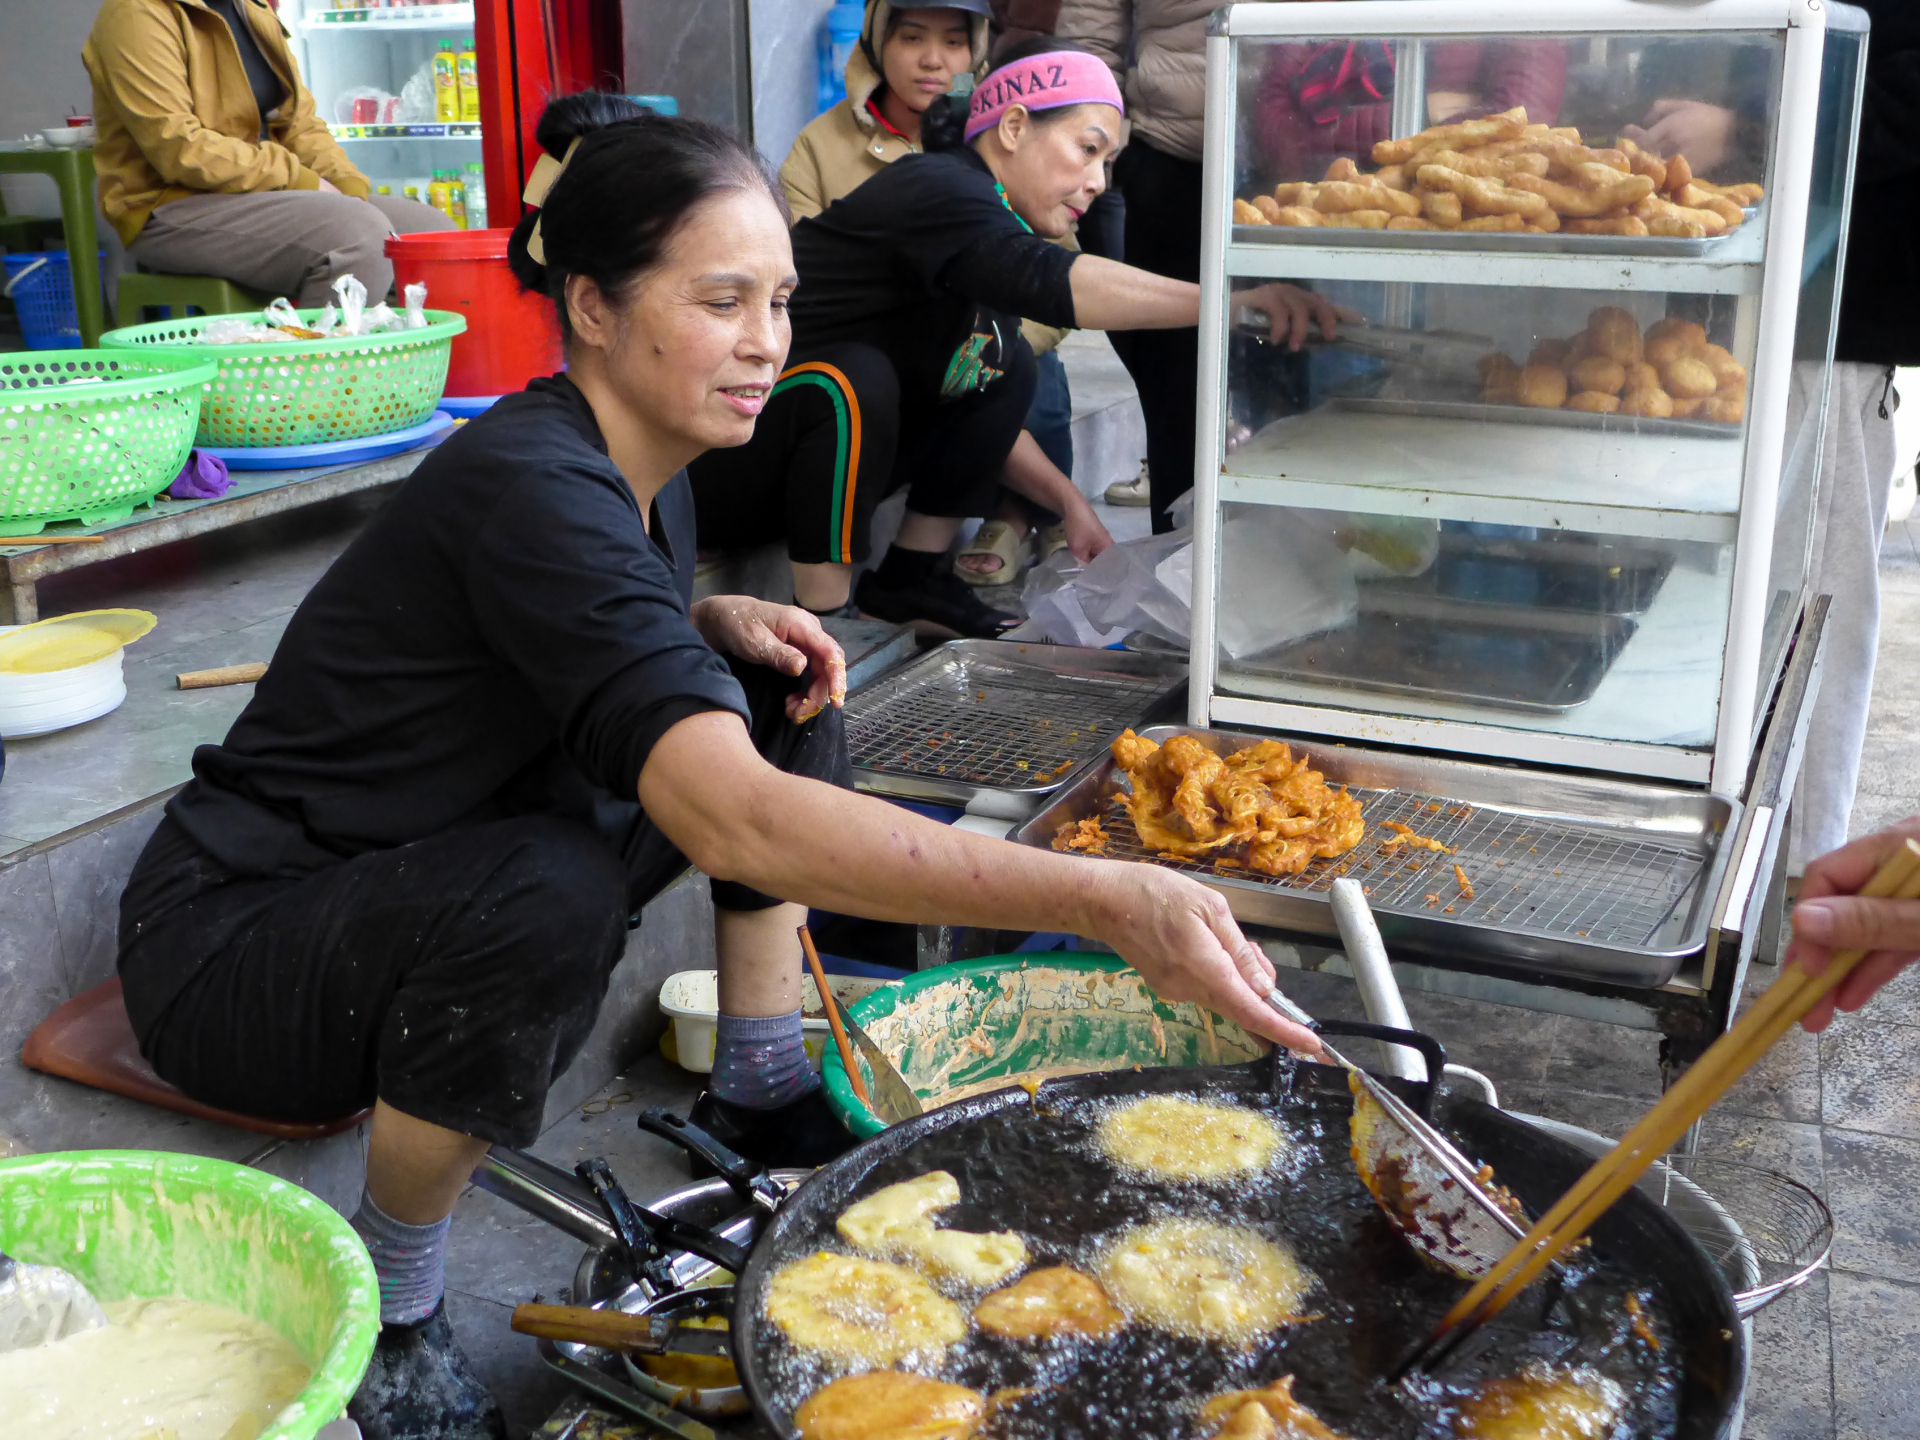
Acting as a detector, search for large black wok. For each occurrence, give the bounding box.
[641,1039,1745,1440]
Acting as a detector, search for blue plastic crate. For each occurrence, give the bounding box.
[2,250,102,351]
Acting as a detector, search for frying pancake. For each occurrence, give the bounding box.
[1096,1095,1286,1182]
[1097,1218,1313,1343]
[764,1252,966,1364]
[1454,1365,1625,1438]
[1197,1375,1343,1438]
[972,1265,1126,1340]
[836,1171,1028,1289]
[794,1370,985,1440]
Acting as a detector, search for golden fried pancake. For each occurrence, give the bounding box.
[794,1370,985,1440]
[1196,1376,1342,1438]
[1097,1219,1312,1343]
[764,1252,966,1364]
[1096,1096,1285,1182]
[1455,1366,1625,1439]
[972,1265,1125,1341]
[835,1172,1028,1289]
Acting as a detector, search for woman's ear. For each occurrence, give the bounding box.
[995,103,1031,151]
[566,273,611,352]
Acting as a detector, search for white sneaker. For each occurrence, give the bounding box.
[1104,462,1151,507]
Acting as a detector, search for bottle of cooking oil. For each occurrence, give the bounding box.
[432,40,460,122]
[427,168,451,217]
[457,36,480,123]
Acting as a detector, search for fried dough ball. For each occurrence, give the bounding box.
[795,1372,985,1440]
[1480,354,1522,404]
[1646,318,1707,348]
[1233,198,1270,225]
[1196,1376,1343,1439]
[1705,391,1746,423]
[1095,1095,1286,1182]
[1251,195,1283,223]
[1098,1219,1313,1344]
[1624,361,1660,393]
[1669,396,1707,418]
[1570,355,1627,395]
[1517,364,1569,409]
[765,1252,966,1364]
[1565,391,1621,414]
[973,1266,1126,1340]
[1663,356,1718,399]
[1562,215,1649,236]
[1324,156,1361,184]
[1455,1366,1625,1440]
[1527,338,1573,368]
[1699,343,1748,390]
[836,1172,1028,1290]
[1644,332,1702,369]
[1620,387,1674,418]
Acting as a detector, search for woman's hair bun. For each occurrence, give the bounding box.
[534,91,649,154]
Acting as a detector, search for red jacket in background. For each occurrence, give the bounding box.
[1255,40,1568,184]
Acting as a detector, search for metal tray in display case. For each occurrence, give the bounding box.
[844,640,1187,806]
[1333,392,1744,442]
[1231,202,1761,259]
[1014,725,1740,985]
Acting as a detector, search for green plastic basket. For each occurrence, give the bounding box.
[100,308,466,448]
[0,1149,380,1439]
[0,350,216,531]
[822,954,1261,1139]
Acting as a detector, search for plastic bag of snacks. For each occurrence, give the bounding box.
[195,276,424,343]
[403,282,428,329]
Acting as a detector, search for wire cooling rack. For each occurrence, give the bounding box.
[1086,783,1708,951]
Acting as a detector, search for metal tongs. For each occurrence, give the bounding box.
[1234,305,1495,383]
[1267,880,1533,1282]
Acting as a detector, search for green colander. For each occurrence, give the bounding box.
[0,1149,379,1438]
[0,350,216,531]
[100,309,466,448]
[822,954,1261,1139]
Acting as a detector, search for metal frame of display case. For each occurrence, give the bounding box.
[1176,1,1866,1062]
[1191,0,1860,795]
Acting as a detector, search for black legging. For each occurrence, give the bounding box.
[691,337,1037,565]
[1105,137,1203,535]
[116,659,849,1147]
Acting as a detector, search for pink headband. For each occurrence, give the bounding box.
[964,50,1124,142]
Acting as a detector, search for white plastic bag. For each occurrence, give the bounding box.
[263,297,304,331]
[396,62,436,123]
[332,273,367,336]
[1215,510,1357,661]
[1022,528,1195,649]
[362,301,401,332]
[311,302,339,336]
[402,282,428,329]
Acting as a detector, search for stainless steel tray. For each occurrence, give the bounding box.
[1408,530,1676,618]
[1332,392,1741,441]
[1013,725,1740,986]
[1233,202,1760,259]
[845,639,1187,806]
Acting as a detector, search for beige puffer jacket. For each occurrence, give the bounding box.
[1056,0,1211,162]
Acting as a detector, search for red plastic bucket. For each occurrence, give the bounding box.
[386,229,562,398]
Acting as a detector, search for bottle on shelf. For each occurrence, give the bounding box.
[427,167,451,216]
[463,162,487,229]
[433,39,459,122]
[446,169,467,229]
[457,36,480,123]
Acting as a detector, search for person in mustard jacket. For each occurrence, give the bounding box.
[84,0,452,308]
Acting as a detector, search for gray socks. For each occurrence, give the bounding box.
[711,1008,820,1109]
[350,1185,452,1326]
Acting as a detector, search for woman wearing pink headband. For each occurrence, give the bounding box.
[693,39,1339,637]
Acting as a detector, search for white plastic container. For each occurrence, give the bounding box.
[658,969,885,1074]
[0,635,126,738]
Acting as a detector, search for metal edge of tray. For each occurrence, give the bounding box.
[1011,725,1743,986]
[1330,392,1742,441]
[847,639,1189,808]
[1231,205,1758,259]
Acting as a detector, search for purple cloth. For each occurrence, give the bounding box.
[169,449,231,500]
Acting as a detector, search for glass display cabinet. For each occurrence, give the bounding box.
[1177,1,1866,1041]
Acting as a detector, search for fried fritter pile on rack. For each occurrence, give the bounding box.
[1051,816,1111,854]
[1109,730,1364,876]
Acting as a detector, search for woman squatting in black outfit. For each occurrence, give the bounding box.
[692,39,1344,637]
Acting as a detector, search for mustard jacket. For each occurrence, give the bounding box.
[85,0,370,246]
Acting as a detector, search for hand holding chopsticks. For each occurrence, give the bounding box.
[1786,818,1920,1031]
[1407,836,1920,1374]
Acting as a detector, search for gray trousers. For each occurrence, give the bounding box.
[129,190,456,306]
[1791,359,1898,870]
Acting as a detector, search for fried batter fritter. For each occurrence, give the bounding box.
[1196,1376,1344,1439]
[1109,731,1365,875]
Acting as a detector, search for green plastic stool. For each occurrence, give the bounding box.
[116,271,269,324]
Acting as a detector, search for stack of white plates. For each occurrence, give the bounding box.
[0,610,155,739]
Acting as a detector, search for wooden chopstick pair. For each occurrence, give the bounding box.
[797,924,870,1108]
[1408,837,1920,1374]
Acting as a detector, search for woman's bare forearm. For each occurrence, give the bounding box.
[1068,255,1200,331]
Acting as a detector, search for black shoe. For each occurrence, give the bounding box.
[347,1298,506,1440]
[686,1084,857,1171]
[854,566,1019,639]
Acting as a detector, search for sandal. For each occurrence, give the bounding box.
[855,566,1020,640]
[1036,523,1070,562]
[953,519,1031,586]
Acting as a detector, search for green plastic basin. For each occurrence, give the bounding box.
[0,1150,379,1439]
[822,953,1262,1139]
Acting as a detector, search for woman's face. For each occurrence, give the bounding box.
[573,188,796,458]
[881,8,974,114]
[989,103,1120,238]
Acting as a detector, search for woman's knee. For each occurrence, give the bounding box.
[466,819,630,998]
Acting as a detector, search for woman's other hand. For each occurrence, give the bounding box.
[1621,100,1736,174]
[1087,862,1321,1054]
[1787,818,1920,1032]
[1062,492,1115,563]
[1242,283,1347,351]
[690,596,847,721]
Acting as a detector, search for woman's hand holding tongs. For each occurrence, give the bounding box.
[1236,282,1356,351]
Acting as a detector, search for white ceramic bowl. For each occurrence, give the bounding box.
[40,126,93,148]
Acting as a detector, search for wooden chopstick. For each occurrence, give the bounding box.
[797,924,870,1108]
[1418,837,1920,1365]
[0,534,105,544]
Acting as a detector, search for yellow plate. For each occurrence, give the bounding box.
[0,609,157,674]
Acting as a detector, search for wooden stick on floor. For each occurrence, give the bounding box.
[177,662,268,689]
[1415,837,1920,1369]
[798,924,869,1108]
